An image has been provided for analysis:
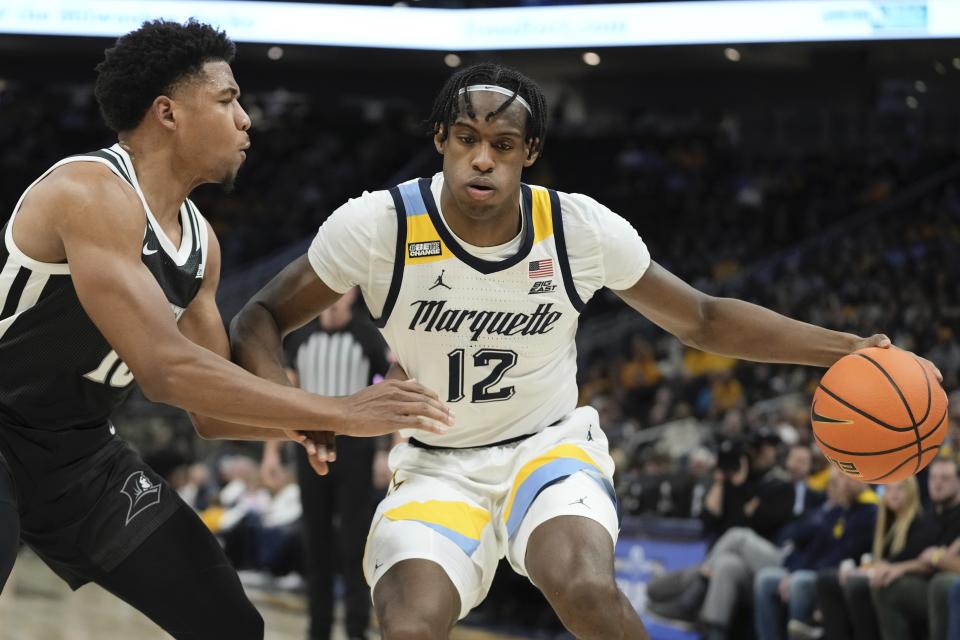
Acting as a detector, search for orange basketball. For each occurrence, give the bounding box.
[811,347,949,484]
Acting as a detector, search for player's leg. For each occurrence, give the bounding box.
[91,499,264,640]
[364,451,498,640]
[373,559,461,640]
[521,511,647,639]
[505,407,647,639]
[0,456,19,592]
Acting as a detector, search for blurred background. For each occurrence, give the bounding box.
[1,1,959,639]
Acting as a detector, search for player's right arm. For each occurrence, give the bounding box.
[23,163,449,436]
[230,188,452,448]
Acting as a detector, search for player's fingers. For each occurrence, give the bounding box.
[404,400,455,427]
[924,357,944,383]
[309,454,329,476]
[394,392,454,424]
[415,414,452,435]
[395,378,441,402]
[286,430,318,457]
[873,334,892,348]
[322,432,337,461]
[315,444,328,462]
[389,413,450,435]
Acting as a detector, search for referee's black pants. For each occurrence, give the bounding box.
[297,437,375,640]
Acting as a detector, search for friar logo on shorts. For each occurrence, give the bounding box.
[120,471,162,525]
[408,241,441,258]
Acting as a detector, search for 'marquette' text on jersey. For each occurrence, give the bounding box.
[408,300,563,341]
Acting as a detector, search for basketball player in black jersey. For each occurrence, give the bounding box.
[0,20,450,639]
[231,63,942,640]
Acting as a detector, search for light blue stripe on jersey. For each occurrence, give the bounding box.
[505,464,618,538]
[420,522,482,556]
[398,180,428,217]
[506,459,591,537]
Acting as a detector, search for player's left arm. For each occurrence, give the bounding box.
[614,260,940,375]
[177,225,324,458]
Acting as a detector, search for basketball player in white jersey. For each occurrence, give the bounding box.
[0,20,448,638]
[231,63,936,639]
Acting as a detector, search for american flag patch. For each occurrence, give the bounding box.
[528,259,554,278]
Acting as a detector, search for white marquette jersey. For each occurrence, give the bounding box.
[309,173,650,447]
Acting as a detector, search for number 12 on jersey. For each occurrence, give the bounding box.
[447,348,518,403]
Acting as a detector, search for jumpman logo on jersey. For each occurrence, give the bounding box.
[569,496,591,509]
[429,269,452,290]
[587,425,594,441]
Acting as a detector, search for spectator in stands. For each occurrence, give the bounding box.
[647,470,831,639]
[749,443,825,543]
[871,458,960,640]
[618,335,662,414]
[701,439,757,543]
[814,475,934,640]
[221,461,303,580]
[927,542,960,640]
[748,428,782,480]
[688,447,718,519]
[753,473,878,640]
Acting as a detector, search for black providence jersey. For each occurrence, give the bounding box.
[0,144,207,461]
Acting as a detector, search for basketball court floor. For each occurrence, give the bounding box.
[0,550,522,640]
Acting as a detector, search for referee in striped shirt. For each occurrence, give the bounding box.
[262,287,389,640]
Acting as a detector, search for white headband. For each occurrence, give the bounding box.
[457,84,533,115]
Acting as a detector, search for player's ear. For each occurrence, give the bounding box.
[523,138,541,167]
[433,126,445,155]
[151,95,177,132]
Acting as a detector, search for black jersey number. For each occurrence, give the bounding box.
[446,348,518,403]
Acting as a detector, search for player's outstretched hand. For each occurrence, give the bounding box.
[286,429,336,476]
[340,378,454,437]
[853,333,944,382]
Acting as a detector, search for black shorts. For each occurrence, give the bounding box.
[3,434,180,589]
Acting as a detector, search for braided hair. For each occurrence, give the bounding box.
[428,62,547,158]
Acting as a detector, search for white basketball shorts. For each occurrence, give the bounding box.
[362,406,619,619]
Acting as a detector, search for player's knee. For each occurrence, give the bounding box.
[548,572,620,617]
[379,613,445,640]
[377,593,454,640]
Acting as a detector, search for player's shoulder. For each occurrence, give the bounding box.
[40,161,134,204]
[334,186,397,222]
[22,161,140,231]
[533,186,619,235]
[314,186,398,256]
